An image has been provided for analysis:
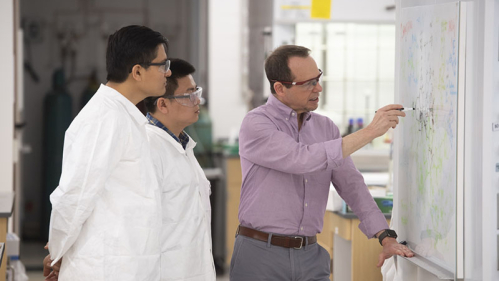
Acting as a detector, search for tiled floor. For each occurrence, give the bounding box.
[20,242,230,281]
[27,271,230,281]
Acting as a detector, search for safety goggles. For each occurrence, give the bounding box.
[270,69,323,91]
[164,87,205,107]
[140,59,171,74]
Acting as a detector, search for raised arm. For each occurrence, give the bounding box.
[342,104,405,157]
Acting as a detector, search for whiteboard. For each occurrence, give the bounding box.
[395,2,464,277]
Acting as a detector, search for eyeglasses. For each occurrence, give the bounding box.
[270,69,323,91]
[140,60,171,74]
[157,87,204,107]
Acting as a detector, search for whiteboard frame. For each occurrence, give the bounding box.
[393,1,466,279]
[456,2,466,278]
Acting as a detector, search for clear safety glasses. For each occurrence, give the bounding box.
[141,59,171,74]
[165,87,205,107]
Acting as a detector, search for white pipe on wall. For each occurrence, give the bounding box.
[0,0,15,194]
[208,0,249,141]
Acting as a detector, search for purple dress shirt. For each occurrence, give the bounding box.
[238,94,389,238]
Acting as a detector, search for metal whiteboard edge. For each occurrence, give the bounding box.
[398,254,454,280]
[456,1,467,279]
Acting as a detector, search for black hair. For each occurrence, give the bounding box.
[106,25,168,83]
[143,58,196,113]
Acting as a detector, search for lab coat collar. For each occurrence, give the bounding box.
[99,84,148,126]
[147,124,197,154]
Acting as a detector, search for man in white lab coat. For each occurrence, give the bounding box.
[44,25,171,281]
[143,58,216,281]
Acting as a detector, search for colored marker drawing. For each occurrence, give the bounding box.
[397,2,459,274]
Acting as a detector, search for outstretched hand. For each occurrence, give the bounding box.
[377,238,414,267]
[367,104,406,138]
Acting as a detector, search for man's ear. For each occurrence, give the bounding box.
[156,98,170,115]
[273,82,286,98]
[131,64,143,81]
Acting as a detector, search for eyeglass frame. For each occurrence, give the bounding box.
[269,69,323,88]
[131,59,171,73]
[154,87,204,107]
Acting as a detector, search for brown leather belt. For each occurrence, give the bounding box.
[237,225,317,249]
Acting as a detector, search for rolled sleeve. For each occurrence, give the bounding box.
[358,211,390,238]
[324,138,344,168]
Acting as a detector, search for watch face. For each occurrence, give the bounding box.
[387,229,397,238]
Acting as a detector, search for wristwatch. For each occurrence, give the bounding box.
[378,229,398,246]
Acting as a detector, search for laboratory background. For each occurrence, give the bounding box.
[0,0,498,280]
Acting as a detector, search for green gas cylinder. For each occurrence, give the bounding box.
[80,71,99,110]
[185,106,213,167]
[42,68,73,240]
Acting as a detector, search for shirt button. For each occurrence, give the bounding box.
[305,179,308,183]
[305,203,308,207]
[286,118,289,120]
[292,112,295,116]
[300,227,304,230]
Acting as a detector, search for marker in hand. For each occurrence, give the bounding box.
[375,107,415,113]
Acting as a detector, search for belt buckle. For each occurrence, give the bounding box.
[293,236,304,249]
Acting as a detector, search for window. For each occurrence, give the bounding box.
[296,23,395,135]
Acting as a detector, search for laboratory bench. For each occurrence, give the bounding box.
[326,211,391,281]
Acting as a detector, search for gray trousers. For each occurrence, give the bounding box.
[229,234,331,281]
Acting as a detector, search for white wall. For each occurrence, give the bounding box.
[272,0,397,64]
[273,0,395,23]
[0,0,15,193]
[481,0,499,279]
[330,0,395,22]
[208,0,249,141]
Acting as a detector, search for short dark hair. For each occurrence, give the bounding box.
[143,58,196,113]
[106,25,168,83]
[264,45,311,95]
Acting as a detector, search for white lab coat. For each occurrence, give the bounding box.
[48,84,162,281]
[146,124,216,281]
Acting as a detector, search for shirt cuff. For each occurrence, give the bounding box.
[358,211,390,238]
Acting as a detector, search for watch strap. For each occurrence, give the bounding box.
[378,229,397,246]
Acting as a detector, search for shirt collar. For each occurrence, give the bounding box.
[99,84,148,126]
[267,94,312,122]
[146,113,190,149]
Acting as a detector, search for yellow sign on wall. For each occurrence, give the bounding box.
[311,0,332,19]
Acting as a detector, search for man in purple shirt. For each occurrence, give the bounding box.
[230,45,414,280]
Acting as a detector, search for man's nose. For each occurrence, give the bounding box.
[314,81,323,92]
